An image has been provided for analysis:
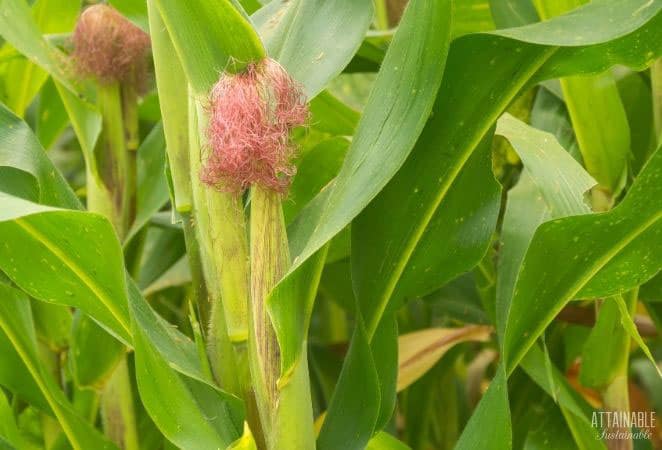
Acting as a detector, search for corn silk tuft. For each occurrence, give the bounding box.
[201,58,309,193]
[72,4,151,91]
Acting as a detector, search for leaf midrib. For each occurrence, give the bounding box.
[505,209,662,373]
[364,46,559,340]
[0,316,82,449]
[399,325,492,371]
[14,217,131,338]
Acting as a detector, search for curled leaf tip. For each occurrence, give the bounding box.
[201,58,309,194]
[72,4,151,89]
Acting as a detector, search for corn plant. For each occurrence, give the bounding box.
[0,0,661,449]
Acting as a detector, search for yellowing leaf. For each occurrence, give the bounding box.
[397,325,492,392]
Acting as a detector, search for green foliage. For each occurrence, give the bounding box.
[503,145,662,373]
[0,0,661,449]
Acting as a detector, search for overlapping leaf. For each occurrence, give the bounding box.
[0,390,30,449]
[344,7,662,445]
[70,312,125,388]
[521,345,605,449]
[0,103,80,209]
[353,127,500,336]
[0,284,117,450]
[147,2,191,212]
[503,145,662,373]
[272,0,454,447]
[495,113,596,339]
[0,107,245,448]
[1,0,79,115]
[317,317,381,450]
[287,0,453,274]
[152,0,265,94]
[396,325,492,392]
[252,0,374,98]
[0,0,79,95]
[125,122,169,243]
[534,0,630,198]
[0,194,132,343]
[454,365,511,450]
[288,0,661,306]
[130,281,244,449]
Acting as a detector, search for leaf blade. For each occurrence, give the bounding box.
[153,0,265,94]
[252,0,374,98]
[503,145,662,373]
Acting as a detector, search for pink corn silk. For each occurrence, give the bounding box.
[72,4,151,88]
[201,59,309,193]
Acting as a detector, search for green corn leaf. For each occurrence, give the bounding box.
[496,113,595,218]
[0,391,32,450]
[0,192,245,448]
[0,102,80,209]
[283,137,350,224]
[125,122,169,244]
[0,0,86,97]
[0,322,50,413]
[109,0,148,31]
[452,0,495,38]
[1,0,79,116]
[495,113,596,340]
[617,69,657,175]
[54,84,101,177]
[559,72,630,199]
[70,312,125,389]
[371,314,399,431]
[0,284,117,450]
[142,256,191,297]
[272,0,453,446]
[351,0,660,359]
[0,194,132,343]
[138,227,186,290]
[35,79,69,150]
[534,0,630,200]
[503,144,662,374]
[152,0,265,95]
[286,0,661,303]
[454,365,511,450]
[366,431,411,450]
[326,3,657,446]
[308,91,359,137]
[287,0,452,275]
[612,292,661,377]
[516,394,585,450]
[349,0,661,378]
[31,300,71,352]
[317,316,381,450]
[579,295,633,389]
[252,0,374,98]
[131,296,244,449]
[53,82,114,223]
[288,2,660,448]
[352,125,500,337]
[494,0,659,47]
[128,279,244,449]
[146,2,192,212]
[521,345,606,449]
[489,0,539,28]
[529,86,580,162]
